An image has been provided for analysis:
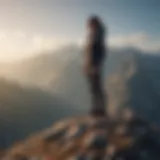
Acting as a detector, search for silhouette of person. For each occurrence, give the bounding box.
[84,15,107,116]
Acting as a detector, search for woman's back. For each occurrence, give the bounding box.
[86,16,106,67]
[84,15,107,116]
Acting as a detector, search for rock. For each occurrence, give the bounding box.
[44,127,68,142]
[69,154,86,160]
[2,115,160,160]
[65,124,88,140]
[89,118,109,130]
[83,131,108,150]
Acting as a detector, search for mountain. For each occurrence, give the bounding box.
[1,46,160,122]
[0,78,80,148]
[0,45,81,88]
[0,47,136,88]
[0,46,138,110]
[3,115,160,160]
[0,45,160,149]
[107,53,160,125]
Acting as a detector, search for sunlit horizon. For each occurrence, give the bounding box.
[0,0,159,62]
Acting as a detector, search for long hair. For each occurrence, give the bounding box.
[88,15,103,29]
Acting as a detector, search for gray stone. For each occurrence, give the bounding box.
[84,132,107,150]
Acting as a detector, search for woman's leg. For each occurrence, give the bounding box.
[88,70,106,116]
[94,71,106,116]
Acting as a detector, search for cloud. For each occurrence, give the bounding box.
[0,30,74,62]
[109,33,148,47]
[77,32,160,53]
[109,33,160,52]
[32,35,74,51]
[0,30,159,62]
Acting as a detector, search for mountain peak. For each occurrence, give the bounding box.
[2,115,160,160]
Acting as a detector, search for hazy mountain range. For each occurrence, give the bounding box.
[0,45,160,148]
[0,78,82,148]
[0,46,139,110]
[107,53,160,125]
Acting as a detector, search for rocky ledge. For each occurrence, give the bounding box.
[2,111,160,160]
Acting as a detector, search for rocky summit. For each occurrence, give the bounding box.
[2,113,160,160]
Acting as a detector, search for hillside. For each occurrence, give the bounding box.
[107,53,160,125]
[0,46,139,110]
[0,45,81,88]
[0,46,160,149]
[0,78,79,148]
[2,115,160,160]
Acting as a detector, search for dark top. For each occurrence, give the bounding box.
[87,25,106,67]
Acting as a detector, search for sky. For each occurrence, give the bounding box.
[0,0,160,62]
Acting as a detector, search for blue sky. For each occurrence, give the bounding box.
[0,0,159,61]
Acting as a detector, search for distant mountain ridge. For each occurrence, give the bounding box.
[0,46,139,111]
[107,52,160,125]
[1,47,160,118]
[0,45,160,149]
[0,78,79,148]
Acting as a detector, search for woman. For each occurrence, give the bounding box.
[84,15,107,116]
